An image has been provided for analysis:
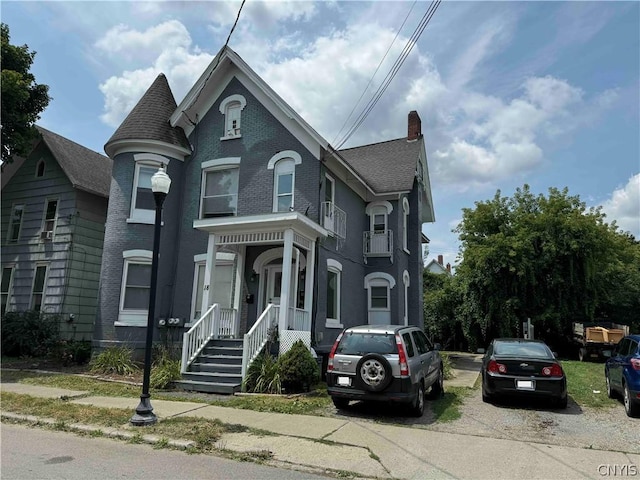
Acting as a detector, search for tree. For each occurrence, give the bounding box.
[1,23,50,163]
[453,185,638,348]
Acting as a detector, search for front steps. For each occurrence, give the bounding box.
[174,338,243,395]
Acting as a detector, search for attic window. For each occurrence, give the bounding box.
[219,94,247,140]
[36,160,45,178]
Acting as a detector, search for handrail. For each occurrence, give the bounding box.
[181,303,219,374]
[241,304,277,378]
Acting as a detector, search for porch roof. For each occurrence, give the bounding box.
[193,212,327,245]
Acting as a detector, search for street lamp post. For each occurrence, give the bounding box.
[130,165,171,427]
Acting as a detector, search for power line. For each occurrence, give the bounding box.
[331,0,418,146]
[334,0,441,150]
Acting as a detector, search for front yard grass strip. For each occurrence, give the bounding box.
[562,360,618,408]
[432,386,473,422]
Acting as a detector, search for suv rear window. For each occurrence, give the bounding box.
[337,332,397,355]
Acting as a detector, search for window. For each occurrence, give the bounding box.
[219,94,247,139]
[6,205,24,244]
[201,168,239,217]
[36,159,45,178]
[326,259,342,327]
[118,250,152,325]
[412,330,430,354]
[1,266,15,315]
[267,151,302,213]
[370,286,388,308]
[402,332,416,358]
[41,199,58,241]
[403,270,410,326]
[129,154,169,224]
[366,201,393,233]
[31,265,47,311]
[364,272,395,325]
[402,197,410,252]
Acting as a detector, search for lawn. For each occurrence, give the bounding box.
[562,359,618,408]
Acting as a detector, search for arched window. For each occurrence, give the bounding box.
[219,95,247,139]
[326,259,342,327]
[36,159,45,178]
[364,272,395,325]
[403,270,410,326]
[402,197,410,253]
[267,151,302,213]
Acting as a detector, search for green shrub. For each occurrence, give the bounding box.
[1,310,60,357]
[90,346,138,376]
[243,353,282,394]
[54,339,92,366]
[150,346,181,389]
[277,340,319,393]
[440,352,454,380]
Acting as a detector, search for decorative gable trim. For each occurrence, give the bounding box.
[267,151,302,170]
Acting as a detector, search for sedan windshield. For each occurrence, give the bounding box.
[494,342,550,358]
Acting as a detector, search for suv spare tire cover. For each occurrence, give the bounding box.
[356,353,393,392]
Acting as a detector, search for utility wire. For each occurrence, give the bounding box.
[331,0,418,147]
[333,0,441,150]
[182,0,247,125]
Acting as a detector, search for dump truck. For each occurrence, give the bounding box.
[572,322,630,361]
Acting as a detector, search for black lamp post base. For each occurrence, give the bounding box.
[130,394,157,426]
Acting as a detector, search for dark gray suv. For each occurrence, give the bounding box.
[326,325,444,416]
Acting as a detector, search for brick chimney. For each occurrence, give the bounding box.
[437,254,443,265]
[408,111,422,140]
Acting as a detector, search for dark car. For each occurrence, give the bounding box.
[326,325,443,417]
[605,334,640,417]
[481,338,568,409]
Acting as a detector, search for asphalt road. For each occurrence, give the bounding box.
[0,423,331,480]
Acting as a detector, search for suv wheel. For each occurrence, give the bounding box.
[624,382,640,418]
[605,373,616,399]
[356,353,393,392]
[410,382,425,417]
[427,365,444,399]
[332,397,350,410]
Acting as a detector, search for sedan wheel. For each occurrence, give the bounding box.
[623,382,640,418]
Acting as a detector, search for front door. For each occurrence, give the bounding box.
[266,266,283,305]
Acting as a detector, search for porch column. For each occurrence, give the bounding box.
[201,233,217,315]
[279,228,294,332]
[304,240,315,318]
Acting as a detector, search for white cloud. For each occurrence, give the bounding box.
[601,174,640,238]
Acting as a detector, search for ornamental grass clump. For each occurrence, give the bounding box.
[89,346,138,376]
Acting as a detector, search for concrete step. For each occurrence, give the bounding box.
[173,379,240,395]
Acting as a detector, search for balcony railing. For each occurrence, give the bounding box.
[363,230,393,256]
[321,202,346,239]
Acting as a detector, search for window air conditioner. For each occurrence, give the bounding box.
[40,231,53,241]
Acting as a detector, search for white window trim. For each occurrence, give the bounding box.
[272,159,295,213]
[41,198,59,241]
[200,160,240,219]
[326,259,343,328]
[30,263,48,312]
[6,204,24,244]
[117,250,152,326]
[364,272,395,312]
[366,201,393,232]
[219,94,247,140]
[1,265,15,315]
[403,270,410,326]
[128,155,170,224]
[267,150,302,169]
[35,158,45,178]
[403,197,410,254]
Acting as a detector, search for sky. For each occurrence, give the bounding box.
[3,1,639,266]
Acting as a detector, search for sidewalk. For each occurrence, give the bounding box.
[2,380,637,480]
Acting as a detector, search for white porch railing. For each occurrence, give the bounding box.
[181,305,238,373]
[363,230,393,256]
[241,304,278,377]
[273,305,311,331]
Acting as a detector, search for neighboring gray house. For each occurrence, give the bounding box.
[0,126,112,340]
[95,46,435,393]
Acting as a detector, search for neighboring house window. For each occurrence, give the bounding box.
[36,159,45,178]
[129,154,169,224]
[200,158,241,218]
[41,199,58,241]
[31,264,48,312]
[403,270,410,326]
[6,205,24,244]
[402,197,410,253]
[219,94,247,139]
[267,151,302,213]
[118,250,152,325]
[364,272,395,325]
[326,259,342,328]
[1,266,15,316]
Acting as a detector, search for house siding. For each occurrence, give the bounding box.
[1,141,108,341]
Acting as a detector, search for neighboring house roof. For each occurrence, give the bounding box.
[425,259,451,275]
[339,138,421,194]
[37,126,113,198]
[105,73,190,157]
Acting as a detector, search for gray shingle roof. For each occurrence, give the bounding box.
[105,73,189,152]
[37,126,112,198]
[338,137,420,193]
